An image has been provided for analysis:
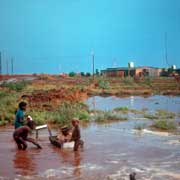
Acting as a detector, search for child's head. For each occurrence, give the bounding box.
[27,116,35,129]
[61,126,69,136]
[71,118,79,127]
[19,101,27,111]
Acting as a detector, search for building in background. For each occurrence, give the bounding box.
[101,63,162,77]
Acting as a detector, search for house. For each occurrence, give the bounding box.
[101,66,162,77]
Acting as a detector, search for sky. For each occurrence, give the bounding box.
[0,0,180,74]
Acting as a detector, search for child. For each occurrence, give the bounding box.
[57,126,72,144]
[70,118,83,151]
[14,102,27,129]
[13,118,42,150]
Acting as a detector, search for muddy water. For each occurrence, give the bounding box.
[0,96,180,180]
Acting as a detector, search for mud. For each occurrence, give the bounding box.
[21,88,87,109]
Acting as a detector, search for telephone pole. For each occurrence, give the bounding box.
[91,51,95,80]
[11,58,14,75]
[6,59,9,75]
[0,52,2,75]
[165,32,170,67]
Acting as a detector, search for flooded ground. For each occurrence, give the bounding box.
[0,96,180,180]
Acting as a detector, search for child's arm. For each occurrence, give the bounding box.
[26,137,42,149]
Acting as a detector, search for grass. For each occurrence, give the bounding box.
[152,119,177,131]
[1,81,29,92]
[92,110,128,123]
[113,106,129,113]
[0,93,19,126]
[144,109,176,120]
[28,102,90,126]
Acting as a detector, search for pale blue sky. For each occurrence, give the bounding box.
[0,0,180,74]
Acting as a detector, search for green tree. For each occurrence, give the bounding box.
[69,72,76,77]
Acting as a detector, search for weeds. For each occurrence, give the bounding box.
[98,80,110,89]
[1,81,29,92]
[93,111,128,123]
[152,119,177,131]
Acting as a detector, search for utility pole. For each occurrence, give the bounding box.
[0,52,2,75]
[91,51,95,80]
[165,32,169,67]
[11,58,14,75]
[6,59,9,75]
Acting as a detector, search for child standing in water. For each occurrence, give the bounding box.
[14,102,27,129]
[70,118,83,151]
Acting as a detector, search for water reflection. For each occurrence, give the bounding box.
[13,150,37,176]
[52,148,82,178]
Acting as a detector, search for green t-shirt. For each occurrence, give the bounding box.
[14,108,24,129]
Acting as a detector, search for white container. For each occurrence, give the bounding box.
[128,62,134,68]
[63,141,75,148]
[172,65,176,70]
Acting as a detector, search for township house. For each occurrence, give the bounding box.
[101,66,162,77]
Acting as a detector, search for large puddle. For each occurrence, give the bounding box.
[0,96,180,180]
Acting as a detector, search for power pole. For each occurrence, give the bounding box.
[91,51,95,80]
[0,52,2,75]
[165,32,169,67]
[6,59,9,75]
[11,58,14,75]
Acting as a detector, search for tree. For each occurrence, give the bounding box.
[86,72,91,77]
[69,72,76,77]
[95,69,99,76]
[80,72,85,76]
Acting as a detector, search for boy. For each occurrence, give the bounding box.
[14,102,27,129]
[70,118,83,151]
[13,119,42,150]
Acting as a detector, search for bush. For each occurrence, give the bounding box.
[1,81,28,91]
[98,80,109,89]
[123,77,133,84]
[114,106,129,113]
[69,72,76,77]
[152,119,177,131]
[93,111,127,123]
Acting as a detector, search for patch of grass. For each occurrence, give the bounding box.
[123,77,133,84]
[1,81,29,92]
[98,80,110,89]
[143,109,176,120]
[155,109,176,119]
[93,111,128,123]
[0,93,18,124]
[113,106,129,113]
[152,119,177,131]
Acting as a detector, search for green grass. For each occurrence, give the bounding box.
[144,109,176,120]
[152,119,177,131]
[0,93,18,125]
[113,106,129,113]
[93,110,128,123]
[1,81,29,92]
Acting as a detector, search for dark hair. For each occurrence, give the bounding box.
[19,101,27,110]
[27,120,35,129]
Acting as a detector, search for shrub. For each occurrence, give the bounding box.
[69,72,76,77]
[114,106,129,113]
[123,77,133,84]
[93,111,127,123]
[152,119,177,131]
[98,80,109,89]
[1,81,28,91]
